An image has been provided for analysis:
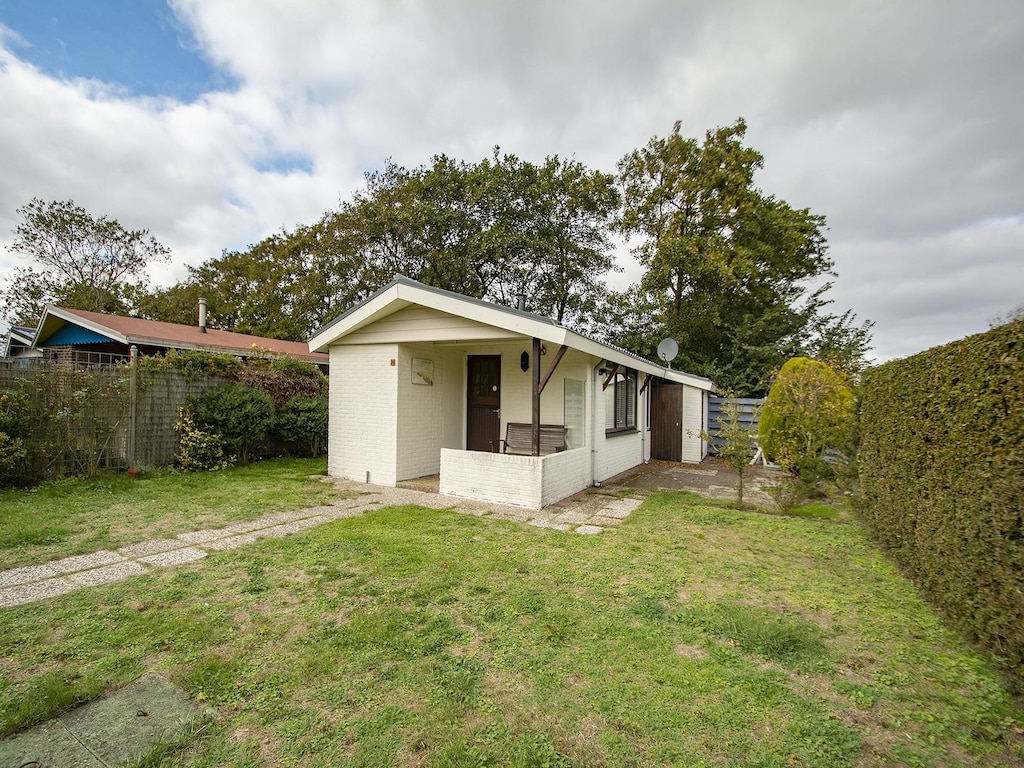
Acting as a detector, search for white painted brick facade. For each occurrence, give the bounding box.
[440,446,591,509]
[326,336,706,500]
[329,344,398,485]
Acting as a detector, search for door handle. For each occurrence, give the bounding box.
[493,409,501,416]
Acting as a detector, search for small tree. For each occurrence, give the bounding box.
[701,397,759,506]
[759,357,855,510]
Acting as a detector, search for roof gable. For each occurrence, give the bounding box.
[309,277,714,391]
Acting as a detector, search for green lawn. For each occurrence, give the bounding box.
[0,483,1021,766]
[0,458,341,569]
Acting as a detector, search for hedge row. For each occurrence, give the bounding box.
[858,318,1023,685]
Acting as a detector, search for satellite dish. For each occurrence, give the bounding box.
[657,338,678,365]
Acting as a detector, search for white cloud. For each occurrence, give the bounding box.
[1,0,1021,365]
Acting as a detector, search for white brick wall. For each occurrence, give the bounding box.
[440,446,591,509]
[328,344,398,485]
[395,344,463,480]
[440,448,544,507]
[540,447,591,506]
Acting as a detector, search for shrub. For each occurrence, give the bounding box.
[190,383,276,464]
[759,357,855,509]
[859,317,1024,687]
[274,394,328,457]
[0,389,30,481]
[174,408,231,472]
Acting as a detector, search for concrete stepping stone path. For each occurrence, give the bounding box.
[0,483,646,608]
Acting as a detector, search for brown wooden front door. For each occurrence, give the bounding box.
[467,355,501,452]
[651,379,682,462]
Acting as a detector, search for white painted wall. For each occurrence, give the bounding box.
[440,446,591,509]
[682,384,706,463]
[540,447,591,506]
[440,448,544,507]
[328,344,398,485]
[338,305,519,345]
[395,343,464,481]
[594,368,649,482]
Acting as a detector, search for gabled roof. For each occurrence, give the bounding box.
[34,306,329,365]
[309,276,714,391]
[2,326,36,357]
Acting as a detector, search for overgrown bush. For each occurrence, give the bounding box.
[173,407,231,471]
[859,317,1024,687]
[0,389,30,481]
[190,383,276,464]
[273,394,328,457]
[759,357,855,511]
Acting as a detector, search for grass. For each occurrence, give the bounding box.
[0,483,1021,766]
[0,457,342,569]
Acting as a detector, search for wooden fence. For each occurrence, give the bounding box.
[1,356,221,481]
[706,396,763,454]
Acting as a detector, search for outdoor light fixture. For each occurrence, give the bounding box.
[520,351,530,372]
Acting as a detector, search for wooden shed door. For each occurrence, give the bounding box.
[467,355,501,451]
[651,380,682,462]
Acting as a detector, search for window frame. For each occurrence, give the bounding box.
[605,367,637,436]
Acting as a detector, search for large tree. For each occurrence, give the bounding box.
[146,152,620,339]
[615,119,870,393]
[2,198,170,325]
[140,215,371,340]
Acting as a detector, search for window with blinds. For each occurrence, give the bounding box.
[606,368,637,434]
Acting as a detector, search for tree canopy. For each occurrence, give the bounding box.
[2,198,170,326]
[147,151,620,340]
[8,122,872,391]
[612,119,870,393]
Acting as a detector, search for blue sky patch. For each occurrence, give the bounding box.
[0,0,236,100]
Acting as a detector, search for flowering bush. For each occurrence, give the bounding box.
[174,407,232,472]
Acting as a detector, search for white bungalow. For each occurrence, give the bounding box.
[309,276,714,509]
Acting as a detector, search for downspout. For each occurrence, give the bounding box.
[591,362,599,486]
[640,374,647,464]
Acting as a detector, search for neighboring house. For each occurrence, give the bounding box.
[309,276,714,509]
[1,325,41,360]
[21,305,329,369]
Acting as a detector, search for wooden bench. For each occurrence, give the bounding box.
[495,422,567,455]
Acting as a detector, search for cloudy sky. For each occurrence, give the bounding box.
[0,0,1021,361]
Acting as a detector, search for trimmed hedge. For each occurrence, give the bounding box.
[858,318,1024,685]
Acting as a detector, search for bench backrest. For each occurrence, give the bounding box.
[504,422,566,455]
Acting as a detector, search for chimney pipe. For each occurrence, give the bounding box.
[198,298,207,333]
[517,293,526,312]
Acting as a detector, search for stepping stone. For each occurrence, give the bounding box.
[139,547,207,567]
[118,539,183,558]
[177,528,230,544]
[587,515,624,526]
[0,563,58,587]
[50,550,124,574]
[528,519,571,531]
[600,498,642,519]
[68,561,149,587]
[204,532,260,551]
[549,509,594,524]
[574,525,604,535]
[0,577,80,607]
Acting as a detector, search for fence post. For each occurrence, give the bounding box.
[129,345,138,472]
